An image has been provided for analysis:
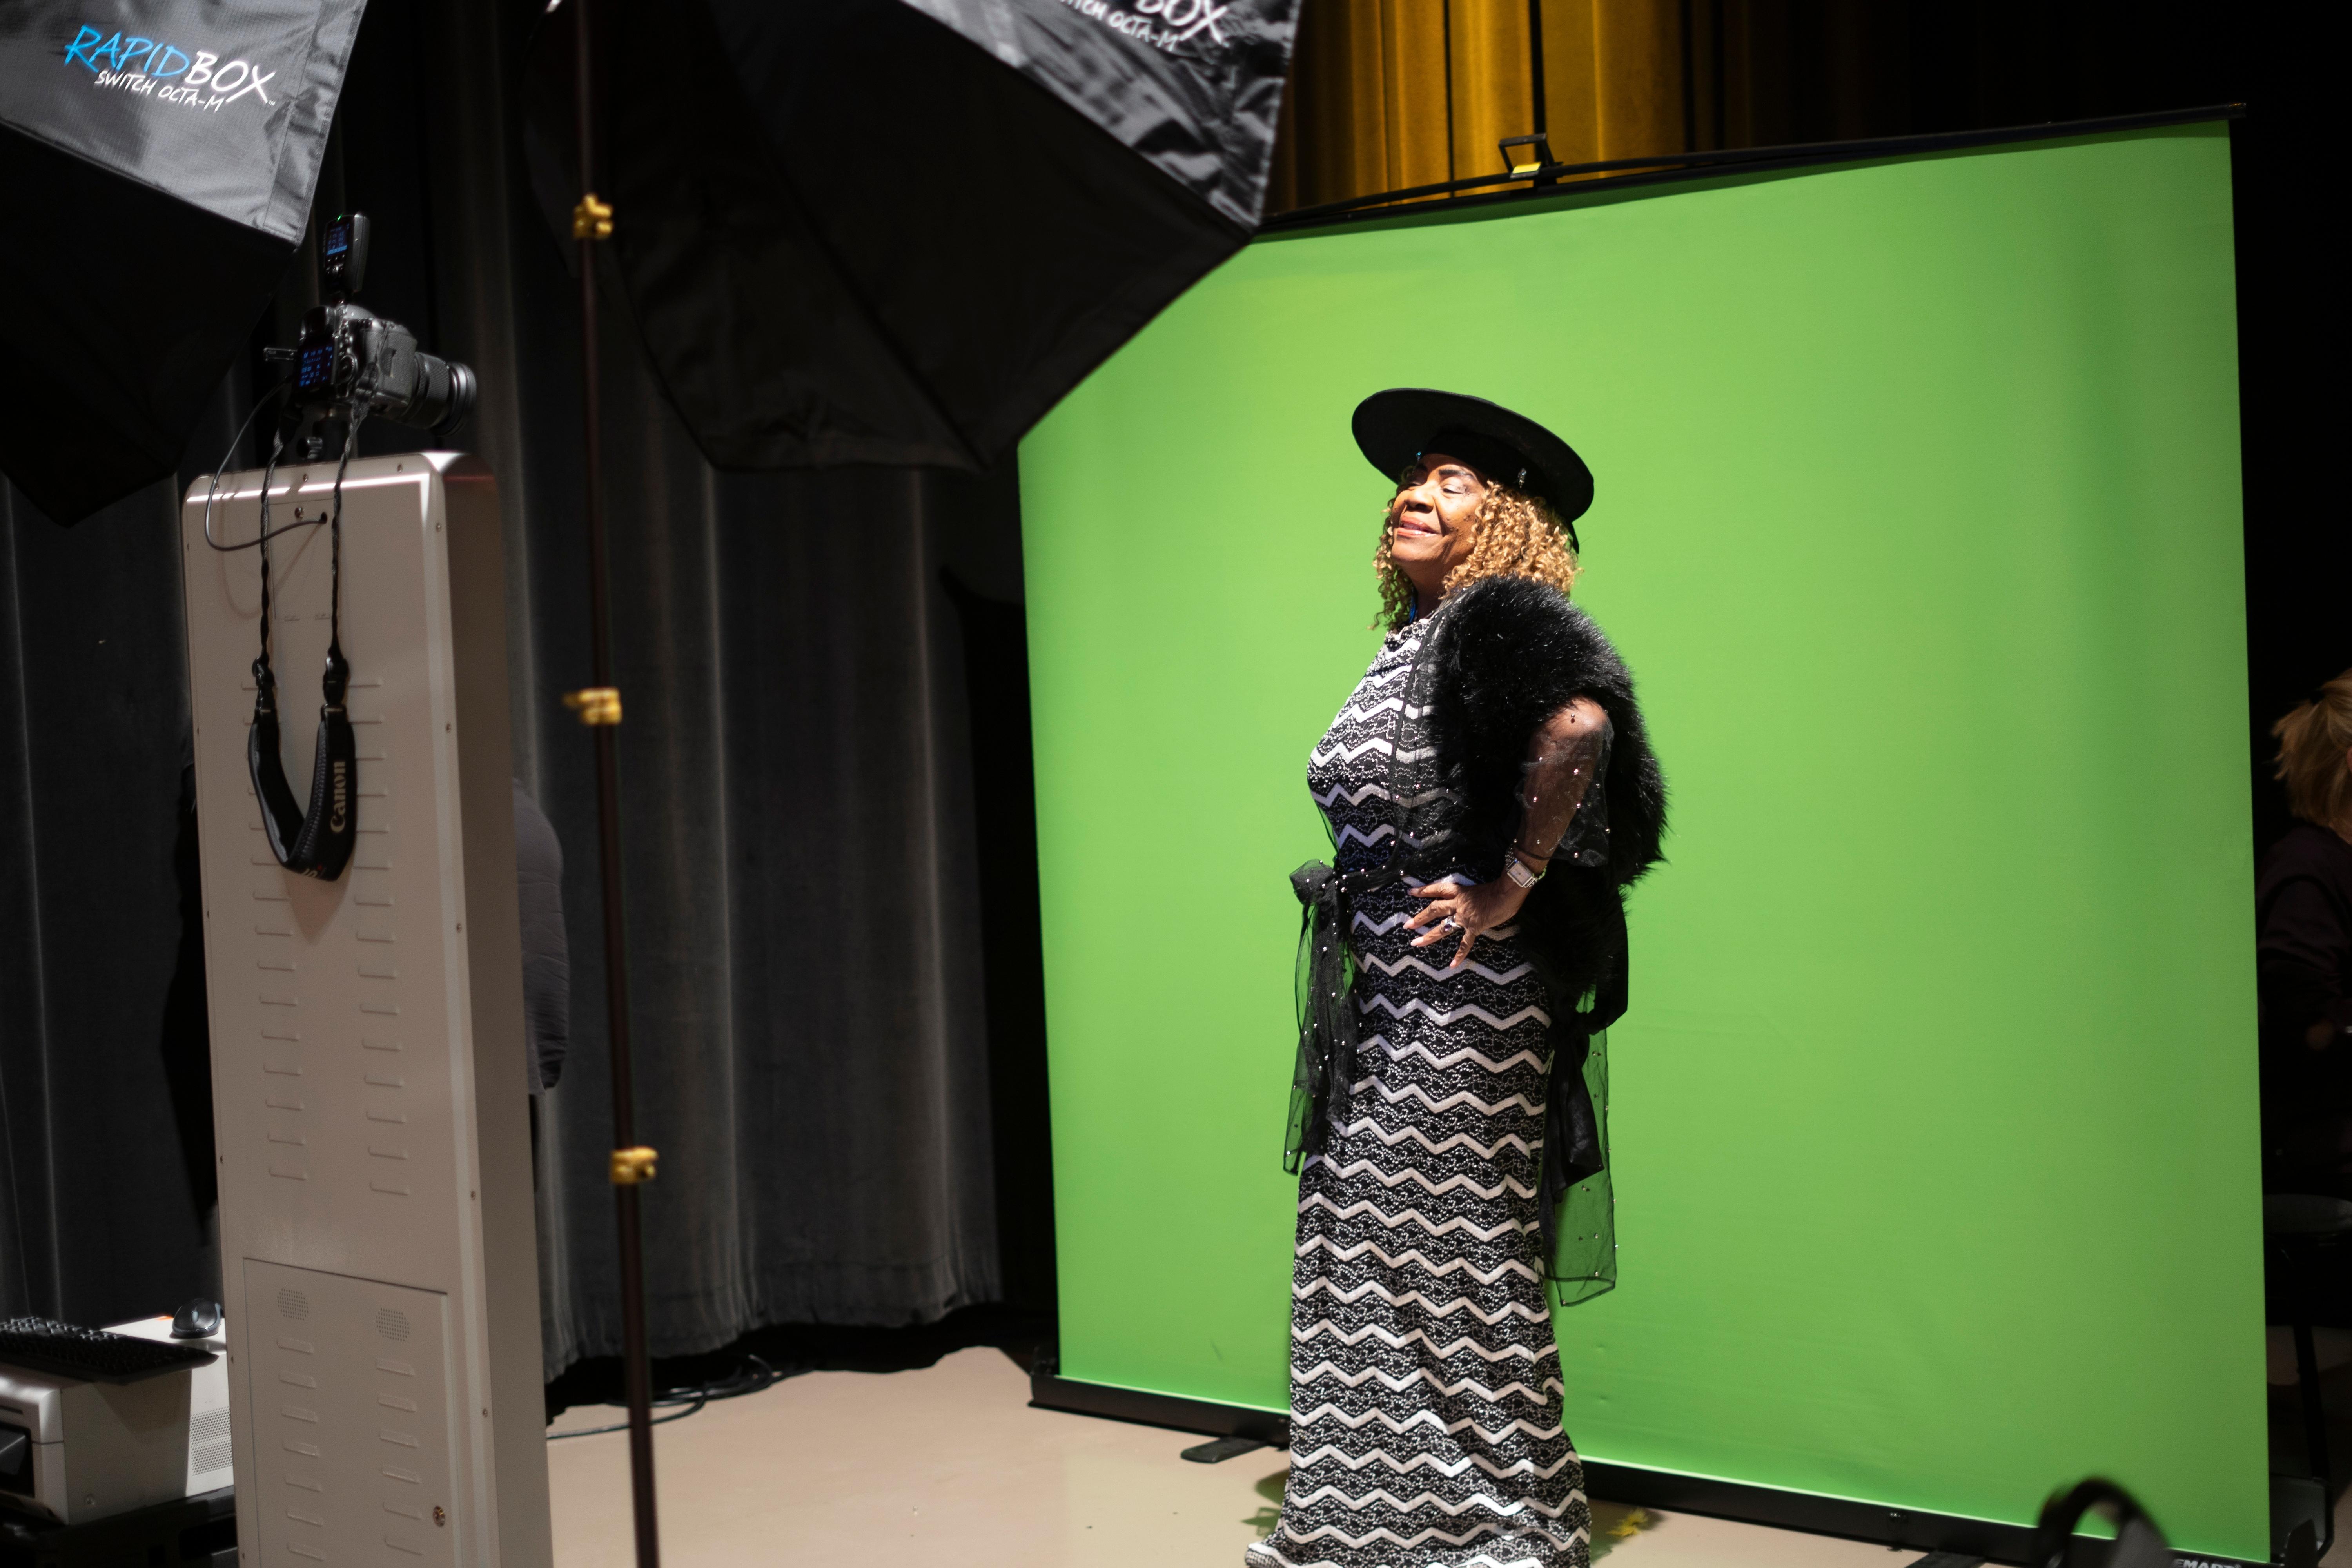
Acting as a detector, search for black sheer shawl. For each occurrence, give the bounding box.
[1290,573,1668,1305]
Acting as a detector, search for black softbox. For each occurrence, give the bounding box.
[528,0,1300,471]
[0,0,366,524]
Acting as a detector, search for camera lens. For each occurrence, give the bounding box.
[411,354,477,435]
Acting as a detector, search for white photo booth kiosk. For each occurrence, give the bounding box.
[179,454,550,1568]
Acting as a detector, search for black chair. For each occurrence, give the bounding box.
[2265,1191,2352,1561]
[2030,1479,2171,1568]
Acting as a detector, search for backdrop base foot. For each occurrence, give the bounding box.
[1181,1436,1271,1464]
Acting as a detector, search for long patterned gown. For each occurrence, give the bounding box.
[1251,613,1591,1568]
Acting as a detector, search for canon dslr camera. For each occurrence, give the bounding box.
[270,213,475,459]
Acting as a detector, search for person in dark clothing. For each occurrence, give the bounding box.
[513,778,570,1096]
[514,778,570,1117]
[514,779,570,1187]
[2257,670,2352,1195]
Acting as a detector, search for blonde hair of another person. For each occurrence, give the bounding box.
[2273,669,2352,838]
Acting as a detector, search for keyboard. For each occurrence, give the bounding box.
[0,1318,216,1384]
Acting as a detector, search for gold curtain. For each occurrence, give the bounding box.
[1268,0,1697,214]
[1264,1,2256,218]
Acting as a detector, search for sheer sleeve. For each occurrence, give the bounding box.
[1520,703,1620,1306]
[1516,703,1614,870]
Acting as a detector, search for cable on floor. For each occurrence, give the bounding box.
[548,1355,780,1439]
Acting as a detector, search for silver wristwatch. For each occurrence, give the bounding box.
[1503,852,1542,890]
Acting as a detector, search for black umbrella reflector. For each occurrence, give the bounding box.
[0,0,368,523]
[529,0,1299,472]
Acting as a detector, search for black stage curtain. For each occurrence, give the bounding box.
[0,472,219,1323]
[0,0,1054,1374]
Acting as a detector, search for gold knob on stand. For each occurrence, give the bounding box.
[572,193,614,240]
[563,687,622,726]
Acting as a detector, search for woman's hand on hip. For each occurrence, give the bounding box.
[1404,877,1528,969]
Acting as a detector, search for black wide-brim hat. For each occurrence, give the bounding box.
[1352,388,1594,550]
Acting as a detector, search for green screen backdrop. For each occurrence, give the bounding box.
[1018,123,2261,1560]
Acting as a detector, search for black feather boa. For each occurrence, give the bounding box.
[1419,575,1668,1216]
[1424,574,1666,1000]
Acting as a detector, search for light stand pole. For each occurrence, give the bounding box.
[561,0,662,1563]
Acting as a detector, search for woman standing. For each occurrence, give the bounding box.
[1253,391,1665,1568]
[2258,672,2352,1194]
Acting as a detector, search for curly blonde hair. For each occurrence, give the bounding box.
[1373,478,1582,631]
[2274,670,2352,835]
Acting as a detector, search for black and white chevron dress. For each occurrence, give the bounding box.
[1252,615,1591,1568]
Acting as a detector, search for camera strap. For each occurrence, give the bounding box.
[248,425,359,881]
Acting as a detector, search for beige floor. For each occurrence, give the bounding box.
[546,1347,1903,1567]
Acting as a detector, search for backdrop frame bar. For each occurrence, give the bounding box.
[1258,103,2247,235]
[1026,1369,2275,1568]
